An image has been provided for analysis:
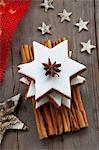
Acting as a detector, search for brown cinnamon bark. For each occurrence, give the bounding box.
[28,45,34,61]
[72,87,86,128]
[60,106,68,132]
[32,100,48,139]
[75,86,88,127]
[55,107,63,134]
[21,45,27,63]
[71,104,80,129]
[23,44,31,62]
[49,103,58,135]
[62,106,71,132]
[68,109,79,131]
[43,104,55,135]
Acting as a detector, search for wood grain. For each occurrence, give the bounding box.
[0,0,99,149]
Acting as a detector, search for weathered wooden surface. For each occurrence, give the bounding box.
[0,0,99,149]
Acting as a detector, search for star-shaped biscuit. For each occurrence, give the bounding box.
[40,0,54,12]
[38,22,52,35]
[81,40,96,54]
[18,40,86,101]
[58,9,72,22]
[75,18,89,32]
[20,75,85,109]
[0,94,27,144]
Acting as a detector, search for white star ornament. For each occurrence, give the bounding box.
[58,9,72,22]
[75,18,89,32]
[38,22,52,35]
[81,40,96,54]
[40,0,54,12]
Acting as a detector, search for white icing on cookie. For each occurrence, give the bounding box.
[18,41,86,100]
[27,80,35,98]
[19,75,85,108]
[35,97,48,109]
[20,77,30,85]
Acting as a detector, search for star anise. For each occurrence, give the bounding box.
[42,58,61,77]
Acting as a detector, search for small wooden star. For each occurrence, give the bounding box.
[75,18,89,32]
[0,94,27,144]
[81,40,96,54]
[58,9,72,22]
[38,22,52,35]
[40,0,54,12]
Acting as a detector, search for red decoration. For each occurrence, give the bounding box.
[0,0,31,81]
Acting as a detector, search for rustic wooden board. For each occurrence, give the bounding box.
[0,0,99,149]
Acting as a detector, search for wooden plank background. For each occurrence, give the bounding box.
[0,0,99,149]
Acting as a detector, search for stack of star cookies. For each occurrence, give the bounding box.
[18,38,88,139]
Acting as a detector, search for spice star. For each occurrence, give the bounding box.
[42,58,61,77]
[40,0,54,12]
[75,18,89,32]
[18,40,86,100]
[0,94,27,144]
[81,40,96,54]
[58,9,72,22]
[38,22,52,35]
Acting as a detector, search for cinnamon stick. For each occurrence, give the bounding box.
[28,45,34,61]
[21,45,27,63]
[71,104,80,129]
[62,106,71,132]
[68,109,79,131]
[49,103,58,135]
[43,104,55,135]
[24,44,31,62]
[47,39,52,48]
[72,87,86,128]
[32,99,48,139]
[60,106,68,132]
[55,107,63,134]
[75,86,88,127]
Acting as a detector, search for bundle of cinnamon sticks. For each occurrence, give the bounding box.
[20,38,88,139]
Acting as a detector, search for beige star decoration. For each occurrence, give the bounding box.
[40,0,54,12]
[0,94,27,144]
[58,9,72,22]
[81,40,96,54]
[75,18,89,32]
[9,9,17,15]
[38,22,52,35]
